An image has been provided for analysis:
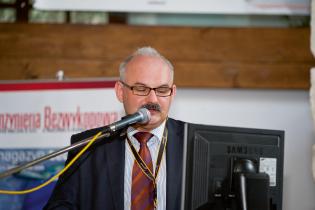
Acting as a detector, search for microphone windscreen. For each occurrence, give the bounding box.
[138,108,151,124]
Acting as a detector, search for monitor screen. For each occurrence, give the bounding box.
[181,123,284,210]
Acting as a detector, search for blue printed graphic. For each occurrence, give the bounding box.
[0,149,66,210]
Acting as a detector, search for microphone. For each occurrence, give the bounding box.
[103,108,151,133]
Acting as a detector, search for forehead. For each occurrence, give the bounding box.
[124,55,172,85]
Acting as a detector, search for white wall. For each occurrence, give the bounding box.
[169,88,315,210]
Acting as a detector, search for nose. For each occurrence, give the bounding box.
[146,89,158,103]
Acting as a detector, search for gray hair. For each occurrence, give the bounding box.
[119,46,174,82]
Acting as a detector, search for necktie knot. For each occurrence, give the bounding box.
[134,132,153,145]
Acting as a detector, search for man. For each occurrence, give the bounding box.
[44,47,185,210]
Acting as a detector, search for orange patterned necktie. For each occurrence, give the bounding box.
[131,132,155,210]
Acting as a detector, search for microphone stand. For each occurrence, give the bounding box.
[0,129,112,179]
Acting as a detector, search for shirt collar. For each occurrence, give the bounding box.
[127,120,166,146]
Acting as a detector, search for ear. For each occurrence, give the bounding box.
[171,84,177,99]
[115,81,124,103]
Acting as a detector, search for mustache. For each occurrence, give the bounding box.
[141,103,161,112]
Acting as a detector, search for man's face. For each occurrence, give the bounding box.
[115,55,176,131]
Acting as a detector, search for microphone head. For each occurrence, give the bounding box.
[138,108,151,124]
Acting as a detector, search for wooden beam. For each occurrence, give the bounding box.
[0,23,313,89]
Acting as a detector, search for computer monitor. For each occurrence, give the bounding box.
[181,123,284,210]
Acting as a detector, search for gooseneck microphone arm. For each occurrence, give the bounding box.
[0,108,151,179]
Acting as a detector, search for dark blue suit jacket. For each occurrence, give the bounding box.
[44,118,185,210]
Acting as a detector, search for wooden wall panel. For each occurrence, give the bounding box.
[0,23,313,89]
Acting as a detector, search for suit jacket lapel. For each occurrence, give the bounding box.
[166,119,184,210]
[105,133,126,210]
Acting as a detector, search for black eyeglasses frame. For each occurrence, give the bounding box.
[119,81,173,97]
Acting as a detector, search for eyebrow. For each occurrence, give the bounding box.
[133,82,147,86]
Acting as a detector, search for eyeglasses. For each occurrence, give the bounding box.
[120,81,173,97]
